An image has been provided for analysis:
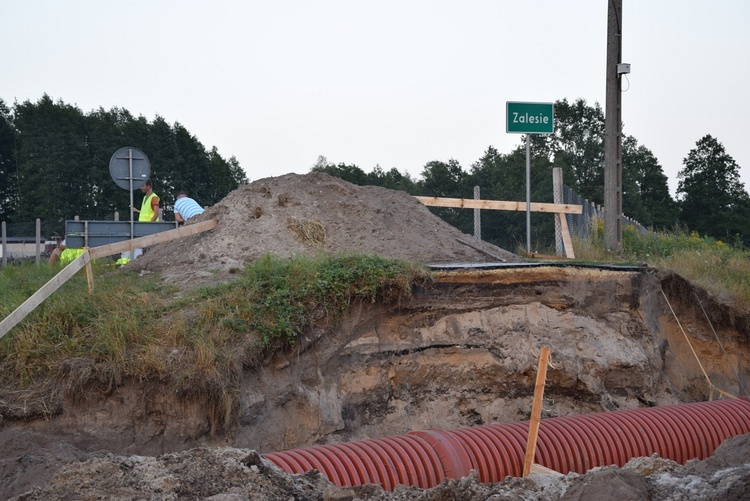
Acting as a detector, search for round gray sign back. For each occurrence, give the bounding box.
[109,147,151,190]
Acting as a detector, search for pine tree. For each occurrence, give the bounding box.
[677,135,750,242]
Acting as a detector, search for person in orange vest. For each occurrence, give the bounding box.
[133,179,161,222]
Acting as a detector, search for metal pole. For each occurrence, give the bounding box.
[129,148,135,260]
[35,218,41,265]
[1,221,6,267]
[526,134,531,255]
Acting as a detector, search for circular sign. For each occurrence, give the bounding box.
[109,147,151,190]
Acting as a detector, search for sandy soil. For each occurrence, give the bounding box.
[129,171,521,289]
[2,172,748,500]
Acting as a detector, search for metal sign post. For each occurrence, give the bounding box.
[506,102,554,255]
[108,147,151,260]
[129,149,134,260]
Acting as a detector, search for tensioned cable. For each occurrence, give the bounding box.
[661,288,737,400]
[692,292,748,397]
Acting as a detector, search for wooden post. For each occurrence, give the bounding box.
[473,186,481,240]
[523,346,551,477]
[604,0,623,252]
[2,221,6,267]
[84,249,94,294]
[36,218,41,265]
[557,214,575,259]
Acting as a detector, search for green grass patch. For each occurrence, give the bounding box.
[573,223,750,313]
[0,254,431,426]
[187,253,431,348]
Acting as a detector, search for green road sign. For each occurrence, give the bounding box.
[506,101,554,134]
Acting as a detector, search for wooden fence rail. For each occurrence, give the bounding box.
[415,196,581,258]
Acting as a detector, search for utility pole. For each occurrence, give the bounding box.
[604,0,624,252]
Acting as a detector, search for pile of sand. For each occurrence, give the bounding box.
[130,172,521,287]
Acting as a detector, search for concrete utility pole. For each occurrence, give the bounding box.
[604,0,623,252]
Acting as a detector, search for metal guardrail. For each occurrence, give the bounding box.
[65,220,178,248]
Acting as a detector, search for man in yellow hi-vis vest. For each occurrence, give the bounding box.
[48,239,85,266]
[132,179,160,259]
[134,179,160,222]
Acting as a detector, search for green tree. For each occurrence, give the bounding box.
[366,165,417,193]
[0,99,16,220]
[468,143,562,252]
[622,136,678,230]
[417,159,473,234]
[677,135,750,242]
[5,95,246,234]
[13,95,91,233]
[543,98,605,203]
[311,155,369,185]
[538,98,675,232]
[204,149,248,203]
[83,107,134,220]
[470,146,524,201]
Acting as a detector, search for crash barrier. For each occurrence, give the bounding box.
[263,398,750,490]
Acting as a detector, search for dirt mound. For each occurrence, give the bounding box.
[128,171,521,287]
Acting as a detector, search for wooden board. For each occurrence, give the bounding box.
[415,196,583,214]
[529,463,563,476]
[523,346,551,477]
[557,213,576,259]
[0,250,91,339]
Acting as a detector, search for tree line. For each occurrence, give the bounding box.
[313,98,750,247]
[1,95,747,248]
[0,95,248,237]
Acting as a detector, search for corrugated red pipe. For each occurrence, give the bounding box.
[263,399,750,490]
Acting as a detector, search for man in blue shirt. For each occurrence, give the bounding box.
[174,192,205,223]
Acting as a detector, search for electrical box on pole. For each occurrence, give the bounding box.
[604,0,623,252]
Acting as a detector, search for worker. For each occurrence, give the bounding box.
[173,192,205,223]
[132,179,160,258]
[115,253,131,267]
[133,179,160,222]
[48,240,85,266]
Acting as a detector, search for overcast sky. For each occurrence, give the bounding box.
[3,1,749,197]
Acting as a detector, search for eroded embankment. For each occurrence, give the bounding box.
[3,266,748,458]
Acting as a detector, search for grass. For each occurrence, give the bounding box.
[0,253,431,426]
[573,222,750,313]
[2,230,748,427]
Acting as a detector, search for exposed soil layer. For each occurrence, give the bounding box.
[1,173,749,499]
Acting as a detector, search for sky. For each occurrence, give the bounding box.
[2,0,749,197]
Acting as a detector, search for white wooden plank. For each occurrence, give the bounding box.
[415,196,583,214]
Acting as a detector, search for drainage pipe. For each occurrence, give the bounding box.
[263,399,750,490]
